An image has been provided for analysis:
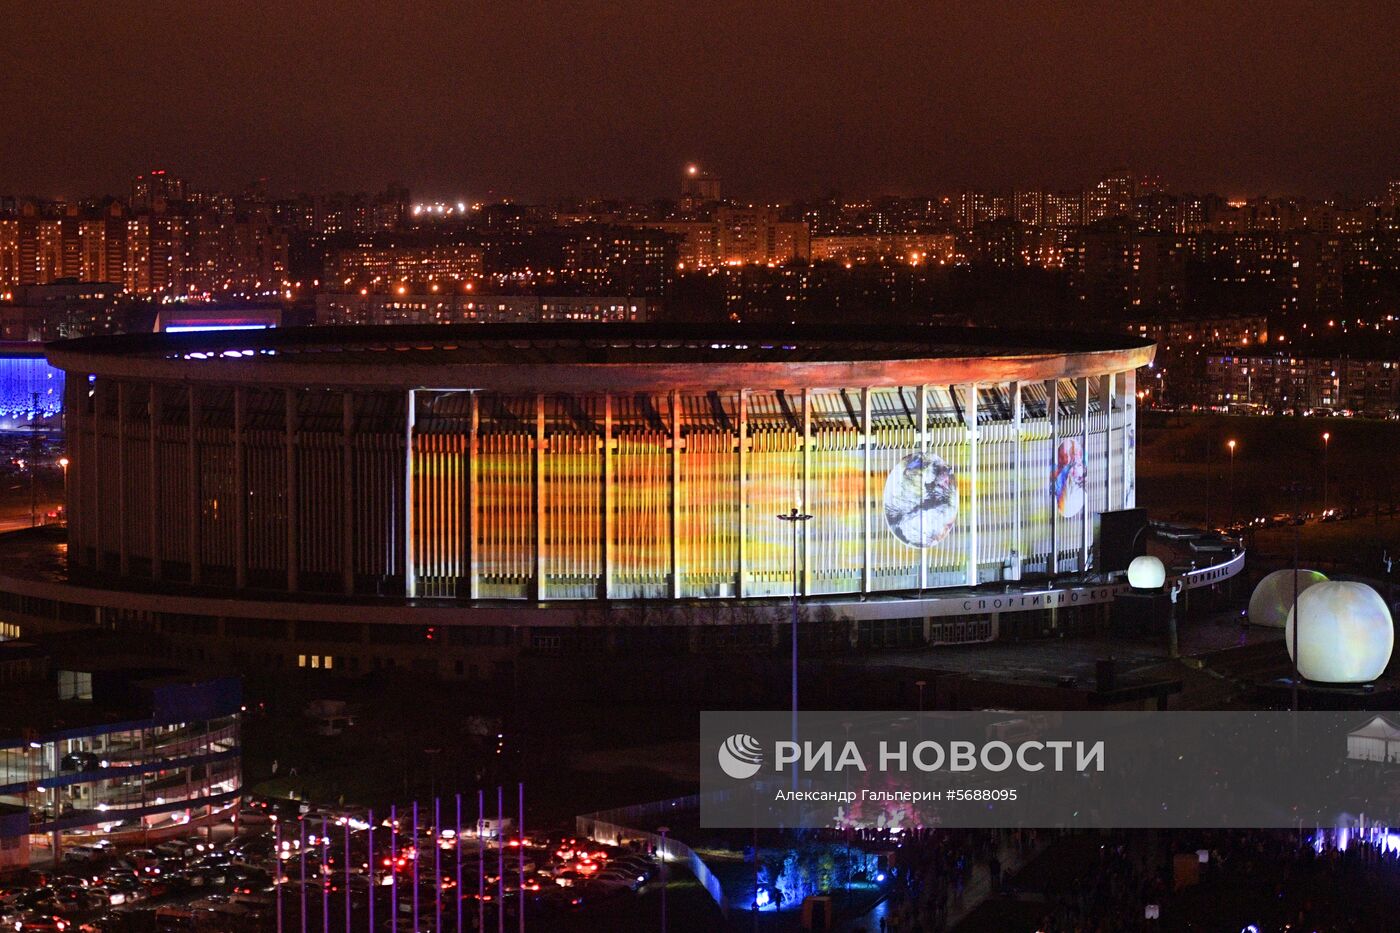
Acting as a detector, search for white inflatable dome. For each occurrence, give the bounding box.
[1284,581,1394,683]
[1249,568,1328,628]
[1127,554,1166,590]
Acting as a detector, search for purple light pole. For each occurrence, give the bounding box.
[497,786,505,933]
[412,801,420,931]
[477,790,485,933]
[778,506,812,792]
[344,818,351,933]
[434,797,443,933]
[367,809,375,933]
[275,818,283,933]
[390,804,398,933]
[321,817,329,933]
[455,794,463,933]
[518,783,525,933]
[299,819,308,933]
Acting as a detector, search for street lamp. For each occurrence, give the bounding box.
[657,826,670,933]
[58,457,69,525]
[1322,432,1331,515]
[1227,440,1237,526]
[777,506,812,791]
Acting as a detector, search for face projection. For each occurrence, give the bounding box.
[1052,438,1086,518]
[883,452,959,548]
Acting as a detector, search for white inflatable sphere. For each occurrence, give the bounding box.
[1126,554,1166,590]
[1284,581,1394,683]
[1249,568,1328,628]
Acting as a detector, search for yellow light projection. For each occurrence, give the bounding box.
[406,376,1133,600]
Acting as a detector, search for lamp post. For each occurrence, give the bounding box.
[657,826,670,933]
[777,506,812,791]
[1322,432,1331,516]
[1284,480,1305,712]
[1227,440,1237,527]
[58,457,69,525]
[1203,437,1212,528]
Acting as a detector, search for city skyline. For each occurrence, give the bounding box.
[1,2,1396,200]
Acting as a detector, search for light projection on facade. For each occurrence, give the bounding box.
[1052,438,1086,517]
[1285,581,1394,683]
[882,452,959,549]
[50,325,1153,602]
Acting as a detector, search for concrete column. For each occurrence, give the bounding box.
[148,386,160,580]
[861,387,872,594]
[116,381,128,576]
[89,380,101,566]
[403,389,415,597]
[187,386,201,585]
[670,390,681,599]
[1047,379,1059,575]
[1079,376,1090,572]
[468,393,480,600]
[1099,375,1113,518]
[286,389,300,593]
[917,385,928,591]
[1123,370,1137,508]
[1011,381,1023,567]
[534,393,546,600]
[801,388,812,595]
[737,390,748,598]
[966,383,979,586]
[234,387,247,589]
[601,393,613,599]
[341,392,354,596]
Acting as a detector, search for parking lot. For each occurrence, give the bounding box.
[0,796,674,932]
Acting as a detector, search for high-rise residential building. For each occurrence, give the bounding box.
[125,214,188,296]
[317,292,648,326]
[373,183,411,231]
[1042,191,1085,229]
[957,191,1011,228]
[131,169,186,212]
[0,219,18,293]
[641,208,808,267]
[1086,170,1136,222]
[1013,190,1045,227]
[810,232,956,266]
[1065,221,1187,314]
[326,234,484,290]
[559,225,677,295]
[680,164,721,210]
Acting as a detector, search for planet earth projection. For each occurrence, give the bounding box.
[1284,581,1394,683]
[883,452,959,548]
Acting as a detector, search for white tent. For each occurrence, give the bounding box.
[1347,715,1400,763]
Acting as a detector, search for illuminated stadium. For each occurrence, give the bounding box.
[0,324,1244,678]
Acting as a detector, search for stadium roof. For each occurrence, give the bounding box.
[47,323,1155,392]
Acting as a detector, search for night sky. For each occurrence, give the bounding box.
[1,1,1394,200]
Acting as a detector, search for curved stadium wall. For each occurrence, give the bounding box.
[49,324,1153,604]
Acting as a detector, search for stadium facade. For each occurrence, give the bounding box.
[0,324,1243,679]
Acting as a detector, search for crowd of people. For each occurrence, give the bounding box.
[861,826,1400,931]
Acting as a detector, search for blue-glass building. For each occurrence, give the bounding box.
[0,344,63,425]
